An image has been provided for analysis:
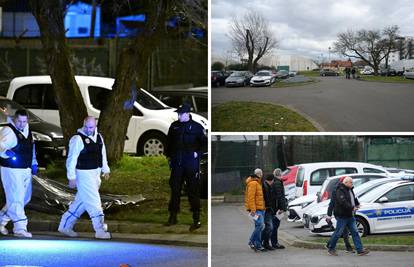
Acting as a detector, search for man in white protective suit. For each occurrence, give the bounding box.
[58,116,111,239]
[0,109,38,238]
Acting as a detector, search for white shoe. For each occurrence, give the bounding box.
[14,230,32,238]
[0,224,8,235]
[95,230,111,239]
[58,226,79,237]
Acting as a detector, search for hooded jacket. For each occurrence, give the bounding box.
[333,183,360,218]
[245,175,265,212]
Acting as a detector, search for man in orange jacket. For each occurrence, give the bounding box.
[245,168,266,252]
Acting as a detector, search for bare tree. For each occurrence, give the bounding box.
[333,26,400,75]
[229,11,277,73]
[382,25,400,69]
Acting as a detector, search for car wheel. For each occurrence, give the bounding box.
[355,216,369,237]
[137,132,167,156]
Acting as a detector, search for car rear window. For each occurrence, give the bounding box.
[310,169,330,186]
[296,167,305,187]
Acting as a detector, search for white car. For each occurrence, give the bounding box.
[307,178,413,236]
[287,194,317,223]
[294,162,389,198]
[250,70,275,86]
[404,68,414,79]
[6,76,208,156]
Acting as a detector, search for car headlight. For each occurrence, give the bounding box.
[32,131,52,142]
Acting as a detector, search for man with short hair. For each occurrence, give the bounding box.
[245,168,266,252]
[0,109,38,238]
[327,176,369,256]
[58,116,111,239]
[165,103,207,232]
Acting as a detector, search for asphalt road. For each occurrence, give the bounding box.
[0,236,207,267]
[212,77,414,131]
[212,204,414,267]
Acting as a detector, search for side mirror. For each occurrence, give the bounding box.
[378,197,389,203]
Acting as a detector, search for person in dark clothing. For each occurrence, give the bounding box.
[345,67,351,79]
[326,177,354,253]
[327,177,369,256]
[261,169,287,250]
[351,67,356,79]
[165,103,207,232]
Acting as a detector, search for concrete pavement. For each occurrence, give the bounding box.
[212,77,414,131]
[212,204,414,267]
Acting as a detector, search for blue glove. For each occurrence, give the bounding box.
[5,150,16,158]
[31,164,38,175]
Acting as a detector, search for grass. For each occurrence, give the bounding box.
[37,155,207,231]
[310,234,414,246]
[359,75,414,83]
[212,101,318,132]
[298,71,322,77]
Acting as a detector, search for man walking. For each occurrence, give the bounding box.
[245,168,266,252]
[0,109,38,238]
[165,103,207,232]
[58,116,111,239]
[327,176,369,256]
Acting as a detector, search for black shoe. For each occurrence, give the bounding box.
[328,249,338,256]
[272,244,285,249]
[357,249,369,256]
[345,247,355,253]
[164,213,177,226]
[189,221,201,232]
[264,245,275,251]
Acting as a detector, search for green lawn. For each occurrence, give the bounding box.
[359,75,414,83]
[298,71,322,77]
[39,156,207,228]
[311,234,414,246]
[212,101,318,131]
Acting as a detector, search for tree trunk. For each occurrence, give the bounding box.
[29,0,88,142]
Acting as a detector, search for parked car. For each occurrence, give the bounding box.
[250,70,276,86]
[275,70,290,79]
[294,162,389,198]
[282,166,299,201]
[225,71,253,87]
[307,178,414,236]
[380,68,397,76]
[289,71,297,77]
[211,71,227,87]
[304,177,402,234]
[151,87,207,119]
[320,69,339,76]
[361,69,374,75]
[404,68,414,79]
[0,97,66,167]
[6,76,208,156]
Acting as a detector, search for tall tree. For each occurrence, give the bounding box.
[29,0,88,141]
[382,25,399,69]
[229,11,277,73]
[333,26,400,75]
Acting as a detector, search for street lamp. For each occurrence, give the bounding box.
[328,46,331,64]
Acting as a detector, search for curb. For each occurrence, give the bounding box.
[278,229,414,252]
[20,220,208,248]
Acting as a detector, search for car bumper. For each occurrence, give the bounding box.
[250,80,271,86]
[225,81,244,87]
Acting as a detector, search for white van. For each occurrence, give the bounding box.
[294,162,389,198]
[6,76,208,155]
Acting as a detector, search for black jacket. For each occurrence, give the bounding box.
[333,183,360,218]
[262,178,287,213]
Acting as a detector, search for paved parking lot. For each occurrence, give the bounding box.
[212,77,414,131]
[212,204,414,267]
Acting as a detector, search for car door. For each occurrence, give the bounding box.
[373,184,414,233]
[12,84,45,119]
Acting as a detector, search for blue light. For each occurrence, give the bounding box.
[12,156,16,161]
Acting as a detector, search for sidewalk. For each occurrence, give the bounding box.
[19,219,208,247]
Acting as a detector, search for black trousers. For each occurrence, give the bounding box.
[168,165,200,214]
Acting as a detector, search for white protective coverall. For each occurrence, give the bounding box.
[59,128,110,233]
[0,118,37,233]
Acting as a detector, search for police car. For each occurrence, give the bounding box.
[307,178,414,236]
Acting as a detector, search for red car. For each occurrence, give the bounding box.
[281,166,298,186]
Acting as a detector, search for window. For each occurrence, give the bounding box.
[381,185,414,202]
[159,95,183,108]
[13,84,44,109]
[363,168,385,173]
[195,96,207,112]
[43,85,58,109]
[310,169,330,186]
[334,168,357,176]
[137,89,166,110]
[296,167,305,187]
[88,86,111,111]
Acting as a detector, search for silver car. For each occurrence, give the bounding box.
[404,68,414,79]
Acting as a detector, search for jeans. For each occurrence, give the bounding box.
[249,210,265,248]
[262,210,281,246]
[326,226,352,249]
[328,216,363,252]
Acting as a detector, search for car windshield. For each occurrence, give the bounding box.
[255,71,271,76]
[0,99,41,123]
[230,72,244,77]
[137,89,170,110]
[358,183,395,203]
[278,70,288,74]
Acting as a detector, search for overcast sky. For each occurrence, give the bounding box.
[212,0,414,61]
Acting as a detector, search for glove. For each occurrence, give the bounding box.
[102,173,110,181]
[31,164,38,175]
[5,150,16,158]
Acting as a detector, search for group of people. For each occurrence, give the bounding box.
[245,168,287,252]
[0,103,205,239]
[345,67,357,79]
